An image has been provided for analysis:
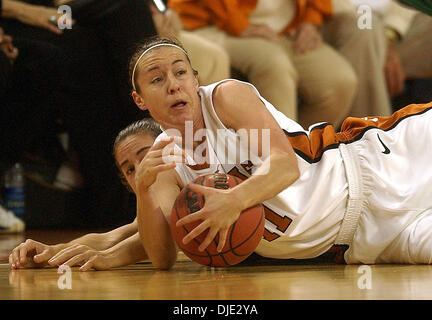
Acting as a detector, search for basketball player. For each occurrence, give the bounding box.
[127,37,432,269]
[8,119,161,271]
[11,37,432,271]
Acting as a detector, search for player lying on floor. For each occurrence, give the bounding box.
[11,36,432,271]
[127,37,432,269]
[9,118,161,271]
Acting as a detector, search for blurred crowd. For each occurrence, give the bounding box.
[1,0,431,229]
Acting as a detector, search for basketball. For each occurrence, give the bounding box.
[170,173,265,267]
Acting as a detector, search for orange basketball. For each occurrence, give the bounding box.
[170,173,265,267]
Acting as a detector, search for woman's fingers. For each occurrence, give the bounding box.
[134,137,184,190]
[176,206,205,227]
[43,21,63,34]
[152,136,181,151]
[181,218,208,244]
[144,137,185,163]
[18,244,30,266]
[187,183,214,195]
[182,223,229,253]
[33,249,52,264]
[79,256,98,272]
[48,245,88,266]
[216,228,229,252]
[9,240,51,269]
[10,246,21,268]
[197,227,219,252]
[9,253,16,269]
[61,252,89,268]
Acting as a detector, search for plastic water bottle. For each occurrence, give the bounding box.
[3,163,25,219]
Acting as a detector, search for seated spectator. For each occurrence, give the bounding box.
[351,0,432,109]
[320,0,391,118]
[382,2,432,95]
[168,0,358,129]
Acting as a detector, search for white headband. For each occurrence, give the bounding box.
[131,43,188,92]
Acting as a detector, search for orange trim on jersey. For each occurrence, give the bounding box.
[337,103,432,142]
[285,103,432,163]
[284,123,339,163]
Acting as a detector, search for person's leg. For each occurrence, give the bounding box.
[194,26,299,120]
[322,12,392,117]
[397,13,432,79]
[281,37,358,129]
[178,30,231,85]
[377,208,432,264]
[344,103,432,264]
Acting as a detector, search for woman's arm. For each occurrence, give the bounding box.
[177,80,300,251]
[215,82,300,209]
[9,220,138,269]
[136,169,180,270]
[2,0,63,34]
[61,219,138,251]
[63,232,149,271]
[1,0,24,19]
[134,137,184,270]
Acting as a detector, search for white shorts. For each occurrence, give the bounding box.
[336,103,432,264]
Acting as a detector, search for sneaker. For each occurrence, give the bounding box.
[0,204,25,233]
[53,162,84,191]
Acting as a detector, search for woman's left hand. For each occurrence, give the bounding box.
[175,183,244,252]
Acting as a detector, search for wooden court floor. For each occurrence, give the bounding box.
[1,230,432,300]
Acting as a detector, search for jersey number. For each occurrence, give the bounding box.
[227,166,292,241]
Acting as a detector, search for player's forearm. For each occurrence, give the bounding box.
[62,234,110,251]
[52,0,74,6]
[230,151,300,210]
[136,190,177,270]
[61,221,138,251]
[2,0,27,19]
[102,232,148,269]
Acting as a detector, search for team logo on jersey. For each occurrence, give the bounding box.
[377,133,390,154]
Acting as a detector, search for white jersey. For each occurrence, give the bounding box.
[155,79,432,264]
[157,79,348,260]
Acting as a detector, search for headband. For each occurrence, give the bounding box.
[131,43,188,91]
